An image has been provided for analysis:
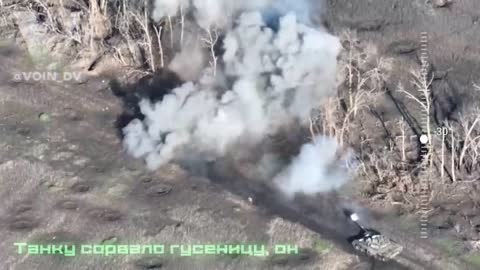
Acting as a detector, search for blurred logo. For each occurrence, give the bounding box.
[13,71,82,82]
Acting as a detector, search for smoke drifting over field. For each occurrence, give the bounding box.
[274,136,352,198]
[123,0,351,197]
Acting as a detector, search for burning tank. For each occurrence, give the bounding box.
[345,211,403,261]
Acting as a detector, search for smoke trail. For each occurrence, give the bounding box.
[125,0,351,197]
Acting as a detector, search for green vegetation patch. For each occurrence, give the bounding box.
[313,238,333,255]
[435,238,465,256]
[463,253,480,268]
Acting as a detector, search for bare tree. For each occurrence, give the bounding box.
[397,70,434,157]
[167,15,174,48]
[201,27,219,76]
[130,0,156,71]
[458,114,480,168]
[180,4,185,47]
[153,25,165,68]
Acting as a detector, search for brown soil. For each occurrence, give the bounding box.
[1,0,480,269]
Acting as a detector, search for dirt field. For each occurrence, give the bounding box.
[1,0,480,269]
[0,55,363,269]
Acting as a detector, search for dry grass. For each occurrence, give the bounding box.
[441,107,480,181]
[266,217,355,270]
[312,30,480,211]
[1,0,196,74]
[312,31,396,188]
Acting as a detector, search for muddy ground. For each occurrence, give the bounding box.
[1,0,480,269]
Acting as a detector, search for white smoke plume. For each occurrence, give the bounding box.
[152,0,189,20]
[152,0,316,29]
[274,136,353,198]
[125,0,351,197]
[168,39,205,81]
[153,0,269,29]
